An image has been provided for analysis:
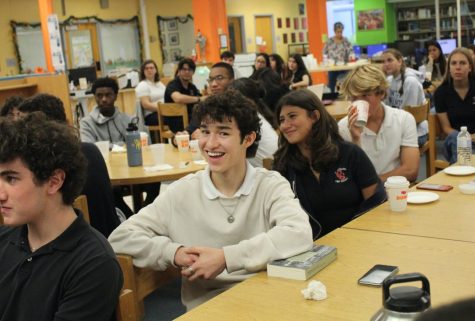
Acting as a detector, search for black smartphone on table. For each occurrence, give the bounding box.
[358,264,399,287]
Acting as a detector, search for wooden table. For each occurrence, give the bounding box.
[344,167,475,243]
[175,228,475,321]
[310,59,370,73]
[107,144,205,210]
[326,100,349,121]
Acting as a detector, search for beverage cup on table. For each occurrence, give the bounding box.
[384,176,410,212]
[140,132,149,147]
[175,134,190,153]
[149,144,165,165]
[352,100,369,127]
[189,139,201,160]
[95,141,110,161]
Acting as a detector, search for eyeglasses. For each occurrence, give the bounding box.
[206,75,229,84]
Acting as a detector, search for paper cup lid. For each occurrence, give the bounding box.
[385,176,409,188]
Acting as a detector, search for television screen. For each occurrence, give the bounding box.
[68,66,97,87]
[395,40,416,57]
[367,44,388,58]
[438,39,456,55]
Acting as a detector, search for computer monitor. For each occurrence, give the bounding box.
[438,39,457,55]
[353,45,361,58]
[68,66,97,87]
[366,44,388,58]
[394,40,416,57]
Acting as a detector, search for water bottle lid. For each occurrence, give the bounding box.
[384,286,431,313]
[127,117,139,132]
[461,126,467,132]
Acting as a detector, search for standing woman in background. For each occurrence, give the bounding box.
[434,47,475,163]
[323,22,353,92]
[135,59,166,126]
[382,48,427,146]
[288,53,312,90]
[269,53,290,84]
[274,90,385,238]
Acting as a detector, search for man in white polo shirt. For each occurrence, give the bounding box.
[338,64,419,182]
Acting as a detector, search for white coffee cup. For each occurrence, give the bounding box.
[95,141,110,161]
[149,144,165,164]
[189,139,201,160]
[384,176,410,212]
[175,134,190,153]
[140,132,149,147]
[352,100,369,127]
[425,71,432,81]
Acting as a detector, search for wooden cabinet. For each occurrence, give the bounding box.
[396,0,475,43]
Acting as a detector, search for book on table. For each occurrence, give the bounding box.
[267,245,337,281]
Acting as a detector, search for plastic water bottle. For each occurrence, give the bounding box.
[457,126,472,165]
[125,120,143,167]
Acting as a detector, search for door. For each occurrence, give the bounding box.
[228,16,244,53]
[255,16,273,53]
[63,23,101,70]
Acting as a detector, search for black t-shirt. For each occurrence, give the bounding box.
[283,141,380,238]
[434,78,475,133]
[164,77,201,132]
[0,213,123,321]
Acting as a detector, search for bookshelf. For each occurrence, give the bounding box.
[396,0,475,44]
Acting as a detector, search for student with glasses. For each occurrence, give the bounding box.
[177,62,234,140]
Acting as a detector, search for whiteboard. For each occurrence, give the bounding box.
[15,26,46,73]
[98,22,141,76]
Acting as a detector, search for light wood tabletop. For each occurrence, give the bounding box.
[310,59,370,73]
[107,144,206,186]
[344,166,475,243]
[326,100,349,121]
[174,228,475,321]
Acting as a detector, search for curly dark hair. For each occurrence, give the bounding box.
[18,93,67,123]
[92,77,119,94]
[140,59,160,82]
[0,112,87,205]
[273,89,342,173]
[193,90,261,158]
[0,96,24,117]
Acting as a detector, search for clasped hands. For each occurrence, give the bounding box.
[174,246,226,281]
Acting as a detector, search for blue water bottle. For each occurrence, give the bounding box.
[125,119,143,167]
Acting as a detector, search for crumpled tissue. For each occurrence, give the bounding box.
[301,280,327,301]
[143,164,173,172]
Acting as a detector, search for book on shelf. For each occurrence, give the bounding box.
[267,245,337,281]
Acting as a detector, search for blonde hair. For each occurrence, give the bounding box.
[341,64,388,99]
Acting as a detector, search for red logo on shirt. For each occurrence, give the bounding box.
[334,168,348,183]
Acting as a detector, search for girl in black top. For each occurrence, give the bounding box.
[288,53,312,89]
[274,90,385,238]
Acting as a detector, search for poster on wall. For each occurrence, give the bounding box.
[47,14,65,72]
[70,30,94,68]
[357,9,384,30]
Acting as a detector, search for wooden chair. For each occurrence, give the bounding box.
[428,113,449,175]
[117,254,181,321]
[404,100,432,178]
[157,103,189,143]
[73,194,90,224]
[116,289,137,321]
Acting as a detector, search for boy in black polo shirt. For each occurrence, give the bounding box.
[0,113,123,321]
